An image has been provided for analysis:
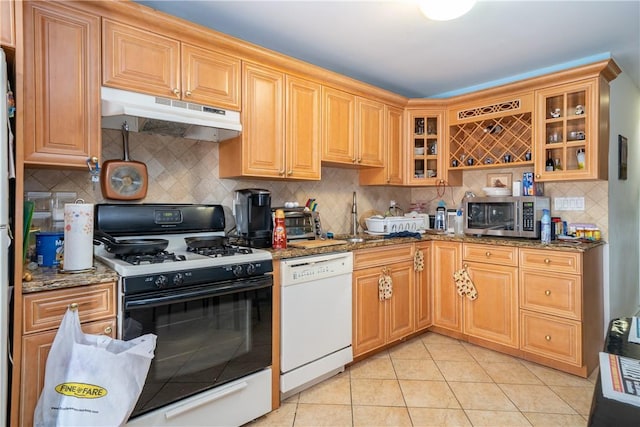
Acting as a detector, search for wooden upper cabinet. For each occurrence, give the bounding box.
[285,75,321,179]
[534,79,604,181]
[181,43,240,110]
[1,0,15,47]
[360,105,404,185]
[356,97,385,167]
[102,19,240,110]
[322,86,356,164]
[102,18,180,98]
[22,1,101,167]
[219,64,320,180]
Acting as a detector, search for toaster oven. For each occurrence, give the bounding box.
[272,207,322,241]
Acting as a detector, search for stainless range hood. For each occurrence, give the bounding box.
[101,87,241,142]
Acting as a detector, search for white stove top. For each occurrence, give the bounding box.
[94,232,272,276]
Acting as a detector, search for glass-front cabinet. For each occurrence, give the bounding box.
[535,79,607,181]
[407,110,445,185]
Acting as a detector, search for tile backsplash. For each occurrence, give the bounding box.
[24,129,608,239]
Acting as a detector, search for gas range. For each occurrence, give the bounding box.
[93,204,273,295]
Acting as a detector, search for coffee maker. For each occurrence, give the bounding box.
[233,188,272,248]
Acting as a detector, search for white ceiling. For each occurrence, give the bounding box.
[136,0,640,98]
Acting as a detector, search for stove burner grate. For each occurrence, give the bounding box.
[118,251,187,265]
[187,245,253,257]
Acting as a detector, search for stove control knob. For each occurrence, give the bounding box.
[246,263,256,275]
[173,273,184,286]
[155,275,168,288]
[232,265,244,277]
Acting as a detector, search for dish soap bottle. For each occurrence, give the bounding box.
[272,209,287,249]
[435,201,446,231]
[541,208,551,244]
[454,203,464,236]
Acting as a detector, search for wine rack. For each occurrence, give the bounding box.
[449,112,533,169]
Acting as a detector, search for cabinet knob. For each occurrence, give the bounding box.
[172,88,180,96]
[544,258,551,264]
[463,263,468,269]
[357,158,362,163]
[545,290,551,296]
[287,170,293,176]
[279,169,285,176]
[545,335,551,341]
[485,251,491,257]
[535,174,541,179]
[69,302,79,311]
[185,90,192,97]
[104,326,112,335]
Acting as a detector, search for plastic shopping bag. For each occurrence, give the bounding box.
[34,307,156,426]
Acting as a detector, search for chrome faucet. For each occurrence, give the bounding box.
[351,191,358,236]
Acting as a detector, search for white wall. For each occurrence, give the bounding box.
[607,70,640,321]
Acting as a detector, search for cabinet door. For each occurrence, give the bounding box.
[464,261,519,348]
[356,97,385,167]
[102,19,180,98]
[239,63,285,177]
[322,86,356,165]
[353,266,386,357]
[285,76,321,180]
[432,241,463,332]
[359,105,404,185]
[415,242,432,331]
[23,1,101,167]
[181,42,240,110]
[20,319,116,427]
[1,0,15,47]
[534,79,603,181]
[407,110,446,185]
[386,260,415,342]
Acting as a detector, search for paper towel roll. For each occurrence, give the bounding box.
[63,202,94,271]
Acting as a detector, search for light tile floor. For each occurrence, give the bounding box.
[249,332,597,427]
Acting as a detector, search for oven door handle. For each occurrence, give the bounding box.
[124,279,272,310]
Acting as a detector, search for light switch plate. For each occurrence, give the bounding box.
[554,197,585,211]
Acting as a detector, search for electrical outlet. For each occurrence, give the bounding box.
[554,197,585,211]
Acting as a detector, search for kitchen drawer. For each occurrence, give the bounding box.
[354,243,414,270]
[519,248,581,274]
[23,282,116,334]
[463,243,518,266]
[520,310,581,366]
[520,270,582,320]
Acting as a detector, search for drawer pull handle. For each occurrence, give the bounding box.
[172,88,180,96]
[545,335,551,341]
[69,303,79,311]
[104,326,112,335]
[185,90,192,97]
[485,251,491,257]
[544,258,551,264]
[545,290,551,296]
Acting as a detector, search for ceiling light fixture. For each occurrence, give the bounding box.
[418,0,477,21]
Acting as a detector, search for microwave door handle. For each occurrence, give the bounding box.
[516,204,521,233]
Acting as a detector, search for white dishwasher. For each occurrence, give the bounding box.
[280,251,353,398]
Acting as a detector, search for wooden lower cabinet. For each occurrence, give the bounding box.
[19,282,117,427]
[463,244,519,349]
[432,241,462,333]
[519,246,603,377]
[352,245,415,358]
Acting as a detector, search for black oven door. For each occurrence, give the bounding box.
[123,275,273,419]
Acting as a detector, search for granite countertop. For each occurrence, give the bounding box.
[22,261,120,294]
[21,234,604,292]
[268,232,605,260]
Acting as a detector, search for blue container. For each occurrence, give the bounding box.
[36,231,64,267]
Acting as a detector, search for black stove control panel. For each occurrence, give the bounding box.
[122,260,274,295]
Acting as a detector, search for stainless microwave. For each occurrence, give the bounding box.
[464,196,550,238]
